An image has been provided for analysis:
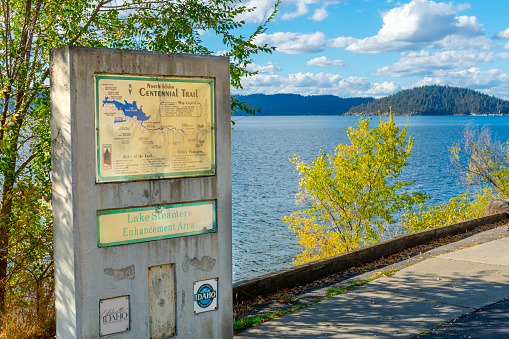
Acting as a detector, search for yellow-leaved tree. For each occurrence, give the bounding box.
[400,124,509,233]
[399,187,495,233]
[283,112,427,265]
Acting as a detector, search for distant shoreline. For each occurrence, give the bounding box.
[236,86,509,116]
[232,113,508,117]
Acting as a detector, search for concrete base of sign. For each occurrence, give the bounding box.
[50,47,232,338]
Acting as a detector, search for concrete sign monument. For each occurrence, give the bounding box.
[50,47,232,338]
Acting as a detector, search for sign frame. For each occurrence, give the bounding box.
[97,200,217,247]
[95,74,216,183]
[99,295,130,336]
[193,278,219,314]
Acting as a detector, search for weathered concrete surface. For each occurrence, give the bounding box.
[51,47,232,338]
[183,255,217,272]
[236,236,509,338]
[104,265,135,281]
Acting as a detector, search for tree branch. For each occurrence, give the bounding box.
[68,0,114,46]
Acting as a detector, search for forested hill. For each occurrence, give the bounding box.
[236,94,374,115]
[347,85,509,116]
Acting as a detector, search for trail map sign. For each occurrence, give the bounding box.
[95,75,215,183]
[51,47,232,339]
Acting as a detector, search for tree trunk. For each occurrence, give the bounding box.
[0,153,17,322]
[0,199,12,323]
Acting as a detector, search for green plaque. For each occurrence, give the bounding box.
[97,201,216,247]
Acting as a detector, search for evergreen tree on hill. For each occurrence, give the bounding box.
[347,85,509,116]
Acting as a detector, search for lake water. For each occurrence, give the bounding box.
[231,115,509,282]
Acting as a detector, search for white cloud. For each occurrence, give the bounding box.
[409,67,509,98]
[235,72,400,97]
[375,51,509,77]
[311,7,328,21]
[287,72,343,87]
[245,62,281,74]
[253,32,327,54]
[280,0,344,21]
[362,81,401,98]
[328,37,357,48]
[454,15,484,36]
[493,28,509,40]
[331,0,484,53]
[505,42,509,50]
[281,1,309,20]
[236,0,279,23]
[430,35,495,50]
[306,56,347,67]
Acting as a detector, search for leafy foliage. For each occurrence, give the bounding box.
[450,125,509,197]
[400,125,508,233]
[284,114,505,267]
[283,112,427,265]
[348,85,509,116]
[399,187,495,233]
[0,0,276,333]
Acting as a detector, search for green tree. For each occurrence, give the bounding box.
[399,125,506,233]
[399,187,495,233]
[0,0,276,333]
[450,125,509,197]
[347,85,509,116]
[283,113,427,265]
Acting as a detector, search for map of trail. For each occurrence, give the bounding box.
[96,75,215,182]
[102,97,209,137]
[103,98,151,122]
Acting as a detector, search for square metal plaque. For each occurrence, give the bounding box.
[99,295,130,336]
[194,278,218,314]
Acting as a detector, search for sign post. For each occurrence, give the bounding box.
[50,47,232,338]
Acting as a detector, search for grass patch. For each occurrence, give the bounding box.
[234,268,402,334]
[377,269,399,276]
[327,270,398,297]
[277,293,298,303]
[327,280,370,297]
[233,304,309,333]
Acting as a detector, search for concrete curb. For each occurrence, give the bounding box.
[233,213,508,304]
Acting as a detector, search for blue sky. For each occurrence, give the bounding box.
[214,0,509,99]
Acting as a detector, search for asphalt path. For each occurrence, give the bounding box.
[236,225,509,338]
[417,298,509,339]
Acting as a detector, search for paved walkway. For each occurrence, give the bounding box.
[419,297,509,338]
[236,234,509,338]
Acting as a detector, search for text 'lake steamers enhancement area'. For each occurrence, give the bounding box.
[97,201,216,247]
